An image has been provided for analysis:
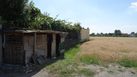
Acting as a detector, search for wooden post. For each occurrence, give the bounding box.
[51,33,56,58]
[45,34,48,57]
[32,32,37,64]
[33,32,36,55]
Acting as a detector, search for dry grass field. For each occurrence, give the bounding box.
[80,37,137,63]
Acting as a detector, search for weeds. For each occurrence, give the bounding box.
[46,45,94,77]
[118,58,137,67]
[64,45,80,59]
[80,55,101,65]
[79,68,94,77]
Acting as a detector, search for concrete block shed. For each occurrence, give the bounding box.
[0,30,67,65]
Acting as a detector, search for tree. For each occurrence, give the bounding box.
[135,33,137,37]
[0,0,28,29]
[25,2,44,29]
[114,30,122,36]
[90,33,95,36]
[131,32,135,35]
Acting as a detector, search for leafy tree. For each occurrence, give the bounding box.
[135,33,137,37]
[114,30,122,36]
[40,13,53,30]
[0,0,28,29]
[25,2,43,29]
[90,33,95,36]
[131,32,135,35]
[0,0,82,40]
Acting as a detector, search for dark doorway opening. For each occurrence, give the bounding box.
[47,34,53,59]
[56,34,61,57]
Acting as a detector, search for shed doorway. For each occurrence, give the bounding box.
[56,34,61,57]
[47,34,53,59]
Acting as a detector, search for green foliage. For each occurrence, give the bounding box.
[0,0,28,28]
[47,60,79,77]
[114,29,122,36]
[47,45,94,77]
[118,59,137,67]
[0,0,82,38]
[24,2,44,29]
[80,55,101,65]
[79,68,94,77]
[64,45,80,59]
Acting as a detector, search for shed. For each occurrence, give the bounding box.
[0,30,67,65]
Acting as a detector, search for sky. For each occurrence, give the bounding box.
[32,0,137,33]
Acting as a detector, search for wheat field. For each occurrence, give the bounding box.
[80,37,137,62]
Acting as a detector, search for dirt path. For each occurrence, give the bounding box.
[81,64,137,77]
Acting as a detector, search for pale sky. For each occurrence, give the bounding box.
[32,0,137,33]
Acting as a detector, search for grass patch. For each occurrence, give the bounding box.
[64,45,80,59]
[79,68,94,77]
[46,45,94,77]
[118,58,137,67]
[80,55,101,65]
[47,60,79,77]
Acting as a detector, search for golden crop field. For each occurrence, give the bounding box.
[80,37,137,63]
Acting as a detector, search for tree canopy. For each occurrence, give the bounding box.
[0,0,82,39]
[0,0,28,28]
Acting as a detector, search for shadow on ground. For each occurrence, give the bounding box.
[0,55,65,77]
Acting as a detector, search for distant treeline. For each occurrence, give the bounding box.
[90,30,137,37]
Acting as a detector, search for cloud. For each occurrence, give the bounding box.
[130,2,137,11]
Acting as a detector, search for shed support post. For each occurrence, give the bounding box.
[51,34,56,58]
[32,32,37,64]
[33,32,36,56]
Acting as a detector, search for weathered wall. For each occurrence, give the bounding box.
[24,33,54,64]
[3,33,24,65]
[2,31,64,65]
[36,34,47,57]
[24,34,34,64]
[80,28,90,42]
